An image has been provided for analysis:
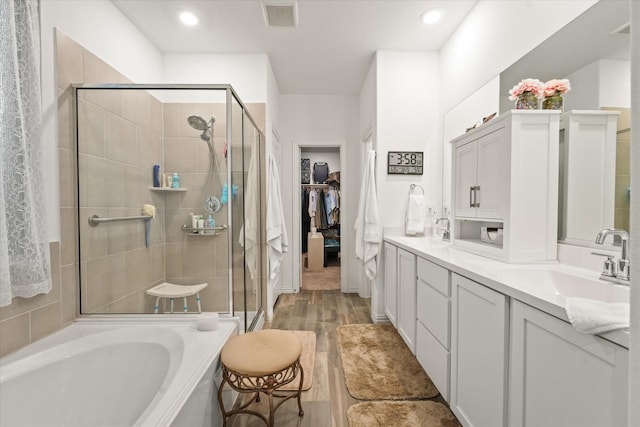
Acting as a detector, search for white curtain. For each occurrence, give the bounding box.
[0,0,52,307]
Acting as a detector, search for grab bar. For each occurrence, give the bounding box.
[88,214,152,227]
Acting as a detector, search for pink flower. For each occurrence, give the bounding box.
[508,78,543,100]
[542,79,571,97]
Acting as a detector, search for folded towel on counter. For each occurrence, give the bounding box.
[565,297,630,334]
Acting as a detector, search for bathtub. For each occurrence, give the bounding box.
[0,316,237,427]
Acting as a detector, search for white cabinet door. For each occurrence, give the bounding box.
[397,248,416,354]
[509,301,628,427]
[476,130,506,220]
[383,243,398,327]
[451,273,508,427]
[454,141,478,218]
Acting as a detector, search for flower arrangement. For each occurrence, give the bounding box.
[542,79,571,97]
[508,78,543,100]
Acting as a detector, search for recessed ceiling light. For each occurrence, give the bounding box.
[421,9,442,25]
[179,11,198,26]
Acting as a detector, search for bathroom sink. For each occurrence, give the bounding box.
[496,268,629,304]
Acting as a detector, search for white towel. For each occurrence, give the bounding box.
[565,297,630,334]
[405,193,425,235]
[266,154,288,280]
[355,149,381,280]
[239,139,259,280]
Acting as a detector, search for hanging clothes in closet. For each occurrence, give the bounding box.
[302,188,310,253]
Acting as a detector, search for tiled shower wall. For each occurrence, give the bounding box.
[0,29,266,356]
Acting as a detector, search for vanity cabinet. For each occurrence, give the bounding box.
[451,273,508,427]
[453,128,506,220]
[397,248,417,354]
[509,300,628,427]
[383,242,398,327]
[415,257,451,401]
[451,110,560,263]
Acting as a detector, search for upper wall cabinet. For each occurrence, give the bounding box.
[451,111,560,263]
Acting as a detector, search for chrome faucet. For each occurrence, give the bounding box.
[594,228,630,285]
[436,218,450,241]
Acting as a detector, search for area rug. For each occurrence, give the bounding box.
[336,324,438,400]
[277,330,316,391]
[347,401,461,427]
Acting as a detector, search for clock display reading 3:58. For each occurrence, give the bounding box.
[387,151,423,175]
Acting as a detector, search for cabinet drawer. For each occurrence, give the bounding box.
[417,279,450,349]
[417,257,449,296]
[417,321,450,402]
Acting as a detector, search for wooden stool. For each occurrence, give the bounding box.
[218,329,304,426]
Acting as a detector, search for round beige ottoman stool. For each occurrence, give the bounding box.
[217,329,304,426]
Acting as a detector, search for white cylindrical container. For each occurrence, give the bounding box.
[191,213,198,232]
[197,217,205,234]
[197,313,219,331]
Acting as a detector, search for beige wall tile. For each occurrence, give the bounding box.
[82,49,127,85]
[59,207,77,266]
[164,209,190,242]
[149,95,163,136]
[615,174,630,209]
[176,173,211,210]
[79,155,124,208]
[57,88,74,150]
[163,103,180,138]
[245,103,266,135]
[55,30,83,90]
[61,264,78,323]
[58,148,75,209]
[79,207,108,261]
[182,242,217,277]
[138,127,162,169]
[77,99,105,157]
[123,165,148,208]
[105,113,137,164]
[125,248,153,294]
[122,91,150,129]
[85,253,126,313]
[0,314,30,357]
[104,294,139,314]
[164,243,183,278]
[197,277,230,312]
[31,303,62,343]
[164,137,198,174]
[151,244,165,283]
[106,208,145,254]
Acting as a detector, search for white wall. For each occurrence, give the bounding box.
[279,94,360,293]
[439,1,596,113]
[162,53,269,103]
[40,0,164,241]
[375,51,441,227]
[442,77,501,210]
[564,59,631,111]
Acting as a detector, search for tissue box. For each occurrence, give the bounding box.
[480,227,503,245]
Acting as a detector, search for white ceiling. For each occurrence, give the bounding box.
[112,0,477,95]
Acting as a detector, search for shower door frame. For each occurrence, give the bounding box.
[71,83,264,331]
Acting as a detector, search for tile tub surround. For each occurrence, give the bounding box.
[384,235,630,349]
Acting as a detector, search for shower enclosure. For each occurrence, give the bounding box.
[72,84,264,332]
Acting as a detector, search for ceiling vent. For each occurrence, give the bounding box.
[612,22,630,35]
[261,0,298,28]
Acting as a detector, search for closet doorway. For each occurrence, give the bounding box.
[300,147,341,291]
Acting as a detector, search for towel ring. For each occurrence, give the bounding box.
[409,184,424,195]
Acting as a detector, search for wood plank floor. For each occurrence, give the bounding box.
[230,290,372,427]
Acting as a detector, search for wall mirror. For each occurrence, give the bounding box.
[498,0,630,249]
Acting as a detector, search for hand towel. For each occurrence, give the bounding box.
[266,154,288,280]
[355,149,381,280]
[565,297,630,334]
[406,193,425,235]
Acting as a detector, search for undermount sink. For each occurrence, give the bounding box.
[497,268,630,304]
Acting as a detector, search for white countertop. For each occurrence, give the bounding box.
[384,235,630,349]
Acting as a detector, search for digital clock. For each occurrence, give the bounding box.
[387,151,423,175]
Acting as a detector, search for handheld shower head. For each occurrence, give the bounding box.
[188,115,209,131]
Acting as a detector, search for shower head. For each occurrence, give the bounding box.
[187,115,216,131]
